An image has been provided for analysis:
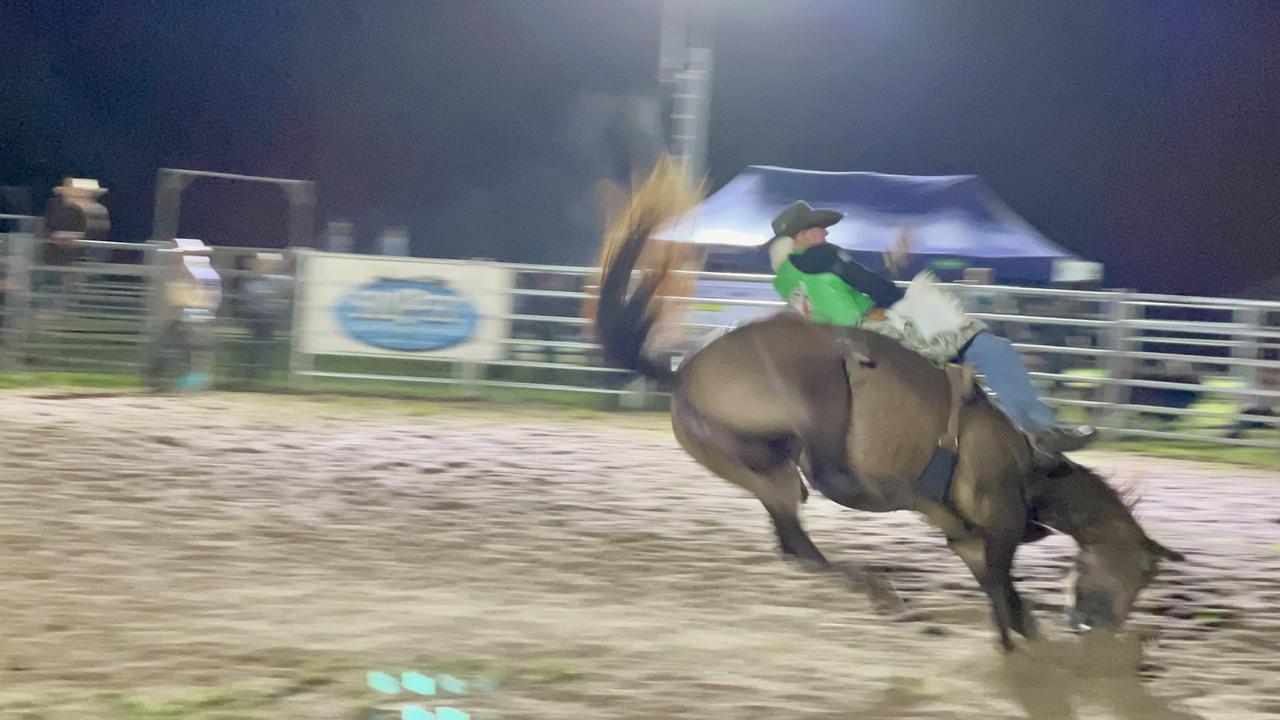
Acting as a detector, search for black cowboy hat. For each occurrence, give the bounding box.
[770,200,843,239]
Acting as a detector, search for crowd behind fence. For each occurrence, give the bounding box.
[1,228,1278,450]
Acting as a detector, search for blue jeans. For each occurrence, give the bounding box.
[956,332,1055,434]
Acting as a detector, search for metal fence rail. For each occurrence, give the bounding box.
[0,235,160,372]
[2,238,1277,450]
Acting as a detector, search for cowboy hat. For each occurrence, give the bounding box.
[52,177,107,196]
[770,200,842,239]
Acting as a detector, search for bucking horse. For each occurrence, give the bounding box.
[589,157,1183,650]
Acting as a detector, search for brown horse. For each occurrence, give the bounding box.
[591,158,1184,649]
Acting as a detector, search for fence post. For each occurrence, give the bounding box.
[451,360,482,398]
[138,241,169,377]
[1232,306,1262,407]
[619,376,650,410]
[1101,292,1136,431]
[1,233,34,371]
[287,249,313,388]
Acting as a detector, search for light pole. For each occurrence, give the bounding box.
[659,0,714,183]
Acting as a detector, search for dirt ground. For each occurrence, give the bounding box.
[1,391,1278,720]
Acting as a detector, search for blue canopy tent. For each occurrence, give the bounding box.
[663,165,1100,286]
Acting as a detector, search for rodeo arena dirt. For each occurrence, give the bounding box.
[1,391,1278,720]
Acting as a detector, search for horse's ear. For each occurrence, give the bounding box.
[1145,536,1185,562]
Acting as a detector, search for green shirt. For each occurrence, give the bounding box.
[773,256,876,326]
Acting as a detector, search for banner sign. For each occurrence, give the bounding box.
[296,252,514,361]
[685,277,782,330]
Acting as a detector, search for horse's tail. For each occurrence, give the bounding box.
[589,155,704,384]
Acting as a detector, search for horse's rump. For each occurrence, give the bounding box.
[677,314,851,440]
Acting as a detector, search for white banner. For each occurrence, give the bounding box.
[296,252,514,362]
[685,277,782,329]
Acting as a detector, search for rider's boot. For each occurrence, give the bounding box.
[1034,424,1097,453]
[1028,424,1098,468]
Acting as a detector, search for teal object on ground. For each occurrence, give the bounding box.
[176,371,211,391]
[402,671,436,696]
[437,674,468,695]
[368,671,400,694]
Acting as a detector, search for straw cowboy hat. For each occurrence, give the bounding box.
[52,177,107,196]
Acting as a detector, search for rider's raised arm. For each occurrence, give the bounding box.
[831,249,905,307]
[791,244,905,307]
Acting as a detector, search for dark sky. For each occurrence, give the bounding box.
[3,0,1279,295]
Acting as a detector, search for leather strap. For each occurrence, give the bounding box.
[940,363,973,451]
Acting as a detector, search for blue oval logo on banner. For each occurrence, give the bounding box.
[334,278,480,352]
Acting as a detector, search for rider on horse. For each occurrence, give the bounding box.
[767,200,1096,455]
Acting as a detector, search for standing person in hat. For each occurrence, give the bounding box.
[766,200,1095,454]
[39,177,111,307]
[44,177,110,246]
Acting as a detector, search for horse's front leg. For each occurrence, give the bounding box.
[948,532,1035,650]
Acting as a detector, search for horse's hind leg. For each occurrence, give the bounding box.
[798,394,865,505]
[759,467,829,567]
[729,459,828,567]
[672,414,827,567]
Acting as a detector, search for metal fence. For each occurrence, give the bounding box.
[0,233,297,384]
[2,232,1278,450]
[286,258,1280,449]
[945,283,1280,449]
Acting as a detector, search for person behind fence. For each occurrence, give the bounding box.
[521,274,579,363]
[38,177,110,308]
[766,200,1096,455]
[321,219,355,254]
[378,226,411,256]
[238,252,291,383]
[145,239,222,391]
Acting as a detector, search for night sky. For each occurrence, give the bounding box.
[3,0,1279,295]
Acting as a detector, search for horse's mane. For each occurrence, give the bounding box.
[1114,476,1144,513]
[1035,456,1184,560]
[1042,457,1142,514]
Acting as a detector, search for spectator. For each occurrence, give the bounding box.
[377,226,411,256]
[322,220,355,254]
[144,239,222,391]
[238,253,292,385]
[39,177,110,307]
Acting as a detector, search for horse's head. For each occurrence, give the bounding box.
[1034,462,1186,633]
[1065,531,1183,632]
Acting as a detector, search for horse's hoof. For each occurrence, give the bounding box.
[1012,608,1040,640]
[778,547,829,571]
